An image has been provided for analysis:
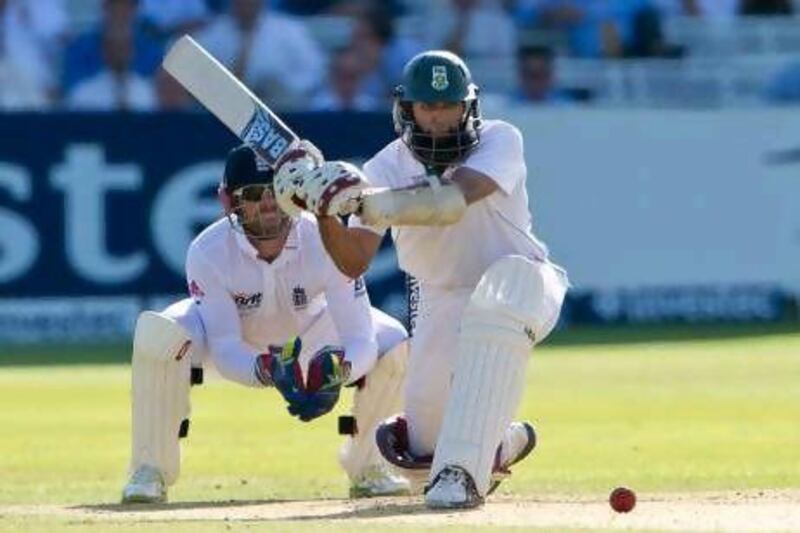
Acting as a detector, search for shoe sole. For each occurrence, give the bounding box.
[487,422,537,495]
[121,493,166,504]
[425,498,484,510]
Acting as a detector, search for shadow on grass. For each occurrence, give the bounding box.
[1,322,798,367]
[545,321,800,347]
[261,501,457,523]
[74,499,293,513]
[74,498,457,522]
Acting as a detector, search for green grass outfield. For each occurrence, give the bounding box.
[0,323,798,529]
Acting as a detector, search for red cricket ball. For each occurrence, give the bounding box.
[609,486,636,513]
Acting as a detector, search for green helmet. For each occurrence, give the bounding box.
[393,50,482,169]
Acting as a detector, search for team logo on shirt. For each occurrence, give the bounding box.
[292,286,308,309]
[233,292,263,310]
[432,65,449,91]
[188,280,205,303]
[406,275,419,338]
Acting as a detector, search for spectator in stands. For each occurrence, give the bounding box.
[739,0,793,15]
[62,0,163,94]
[765,61,800,104]
[514,45,577,104]
[655,0,792,23]
[350,5,422,100]
[652,0,739,18]
[0,0,59,108]
[311,47,381,111]
[4,0,67,66]
[626,2,682,58]
[272,0,344,16]
[512,0,623,58]
[67,28,156,111]
[140,0,210,39]
[425,0,516,59]
[513,0,670,58]
[196,0,325,109]
[210,0,407,17]
[205,0,227,12]
[327,0,408,18]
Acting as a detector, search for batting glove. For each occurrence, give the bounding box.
[273,139,324,216]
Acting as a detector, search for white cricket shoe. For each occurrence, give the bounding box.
[424,466,483,509]
[350,464,411,498]
[121,465,167,504]
[489,421,537,494]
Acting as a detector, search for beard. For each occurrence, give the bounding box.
[235,208,292,241]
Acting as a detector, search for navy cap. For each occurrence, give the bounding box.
[222,144,275,192]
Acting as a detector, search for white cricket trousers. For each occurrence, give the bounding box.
[405,259,568,457]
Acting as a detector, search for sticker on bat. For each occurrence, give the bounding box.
[241,107,292,164]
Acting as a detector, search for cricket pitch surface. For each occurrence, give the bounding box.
[3,489,799,531]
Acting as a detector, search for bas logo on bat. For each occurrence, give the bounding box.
[242,108,292,163]
[162,36,300,168]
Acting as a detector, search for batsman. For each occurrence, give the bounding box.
[121,144,410,503]
[274,50,569,509]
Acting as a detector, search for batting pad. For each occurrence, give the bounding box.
[130,311,192,486]
[430,256,543,496]
[339,341,408,482]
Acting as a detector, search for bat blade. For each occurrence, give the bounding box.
[162,35,298,167]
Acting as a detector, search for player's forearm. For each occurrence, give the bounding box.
[355,166,499,227]
[317,216,374,279]
[341,337,378,385]
[359,183,467,227]
[208,338,263,387]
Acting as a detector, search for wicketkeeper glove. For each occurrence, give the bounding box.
[254,337,307,413]
[288,346,350,422]
[255,340,351,422]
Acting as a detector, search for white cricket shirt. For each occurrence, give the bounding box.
[185,213,377,385]
[351,119,550,289]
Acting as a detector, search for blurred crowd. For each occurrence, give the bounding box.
[1,0,799,112]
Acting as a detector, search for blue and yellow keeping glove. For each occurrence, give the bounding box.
[288,346,350,422]
[255,340,350,422]
[255,337,307,413]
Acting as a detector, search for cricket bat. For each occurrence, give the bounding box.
[162,35,299,168]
